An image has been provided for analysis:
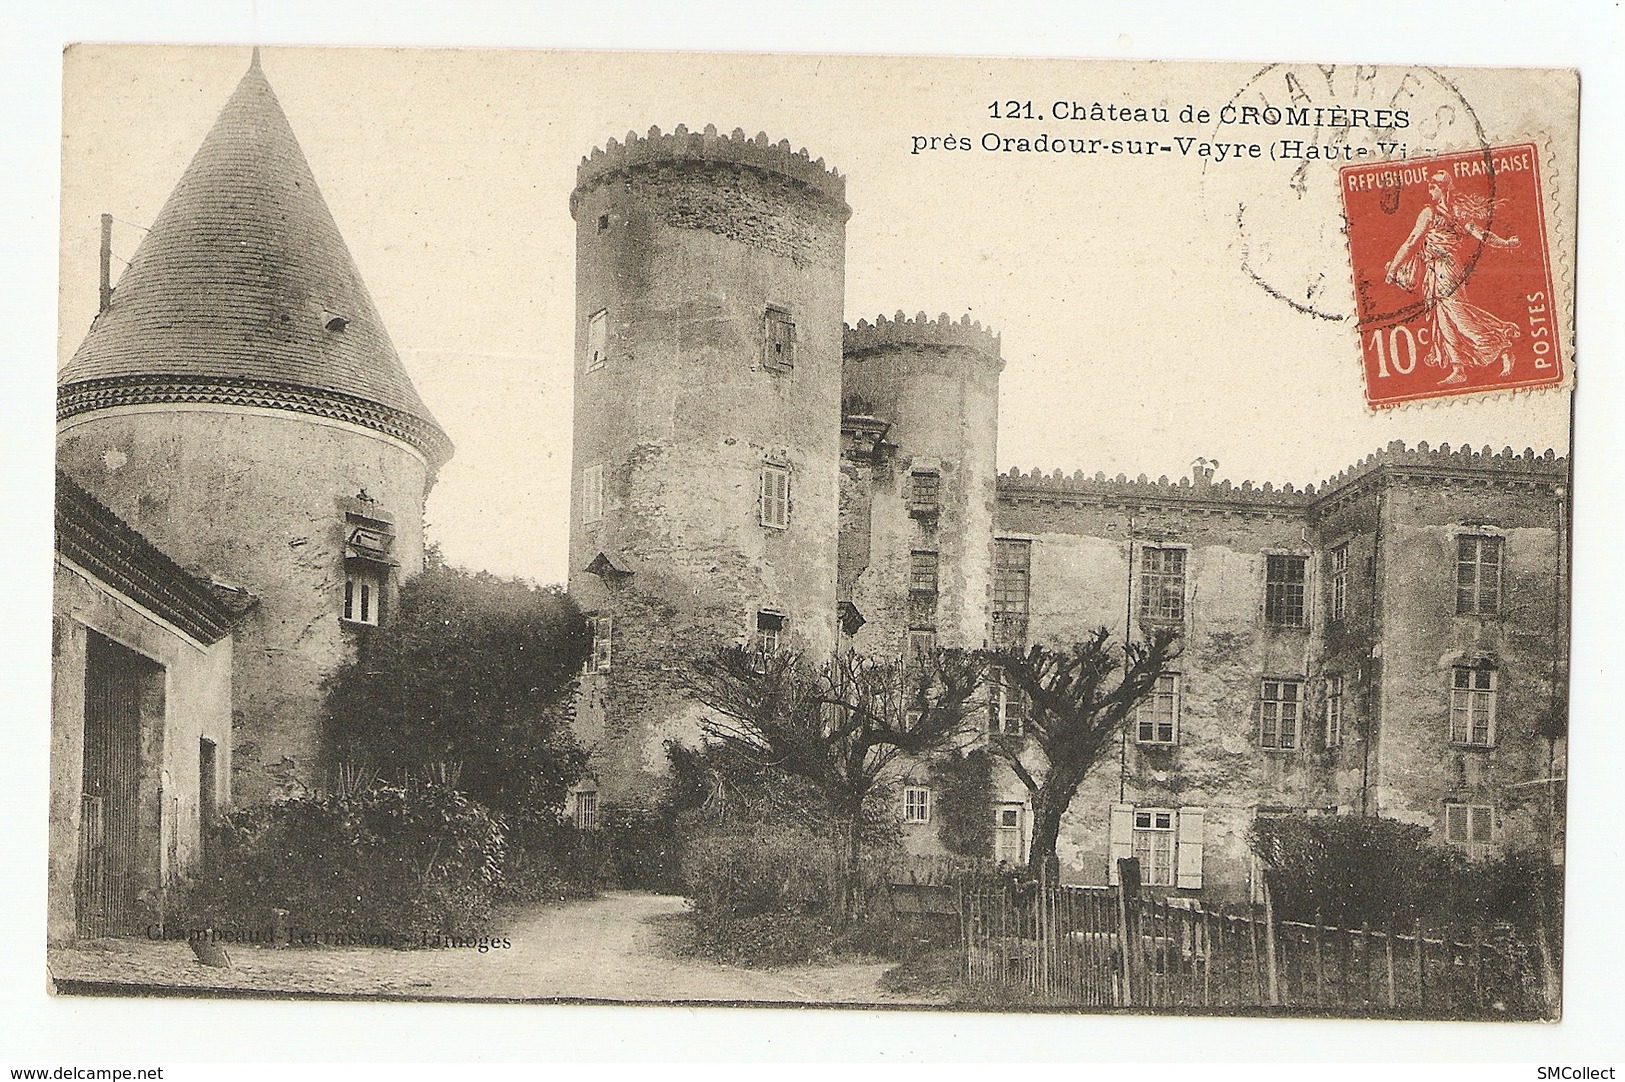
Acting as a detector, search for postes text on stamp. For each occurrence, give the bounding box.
[1341,143,1562,407]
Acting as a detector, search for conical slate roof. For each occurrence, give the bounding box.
[59,54,452,469]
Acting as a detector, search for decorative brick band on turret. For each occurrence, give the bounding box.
[844,312,1002,362]
[58,375,455,472]
[998,441,1568,514]
[570,125,849,215]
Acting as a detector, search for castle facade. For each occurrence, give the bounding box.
[566,128,1569,899]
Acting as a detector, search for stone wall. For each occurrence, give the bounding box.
[50,560,233,944]
[56,408,429,804]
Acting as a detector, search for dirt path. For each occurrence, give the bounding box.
[48,892,944,1006]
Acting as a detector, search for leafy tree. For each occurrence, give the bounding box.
[325,565,592,827]
[681,646,986,918]
[985,627,1181,879]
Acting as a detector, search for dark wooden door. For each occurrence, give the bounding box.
[77,633,153,937]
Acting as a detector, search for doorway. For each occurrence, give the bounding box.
[76,632,160,937]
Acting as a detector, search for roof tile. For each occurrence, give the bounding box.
[60,56,450,467]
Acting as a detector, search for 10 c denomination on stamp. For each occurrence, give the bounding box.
[1341,142,1563,407]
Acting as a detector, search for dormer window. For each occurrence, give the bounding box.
[341,506,395,627]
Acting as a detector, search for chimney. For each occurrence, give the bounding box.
[1192,457,1216,486]
[98,212,113,314]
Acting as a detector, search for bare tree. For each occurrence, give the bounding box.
[682,645,987,918]
[985,627,1181,880]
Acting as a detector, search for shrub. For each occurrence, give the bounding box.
[187,779,505,940]
[930,750,994,858]
[1249,814,1562,931]
[600,800,682,892]
[325,566,591,830]
[686,910,837,968]
[679,822,840,918]
[499,819,606,902]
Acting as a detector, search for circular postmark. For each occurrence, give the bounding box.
[1198,64,1493,323]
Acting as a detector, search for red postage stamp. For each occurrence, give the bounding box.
[1341,143,1563,408]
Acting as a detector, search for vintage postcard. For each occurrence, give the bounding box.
[48,45,1575,1019]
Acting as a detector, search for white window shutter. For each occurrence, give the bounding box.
[1176,806,1206,889]
[1108,803,1135,885]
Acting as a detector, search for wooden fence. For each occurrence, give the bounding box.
[958,858,1554,1017]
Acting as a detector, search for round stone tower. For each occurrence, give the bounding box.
[840,313,1003,653]
[568,125,849,797]
[56,54,452,805]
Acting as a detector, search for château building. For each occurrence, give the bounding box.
[565,127,1569,899]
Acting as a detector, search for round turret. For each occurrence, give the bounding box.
[56,55,450,803]
[841,312,1003,652]
[568,125,848,796]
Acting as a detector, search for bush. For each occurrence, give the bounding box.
[1249,814,1562,932]
[600,800,682,892]
[686,911,838,967]
[325,566,591,830]
[188,780,505,940]
[499,819,606,902]
[679,822,840,918]
[930,750,994,858]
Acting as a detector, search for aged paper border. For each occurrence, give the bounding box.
[6,0,1623,1068]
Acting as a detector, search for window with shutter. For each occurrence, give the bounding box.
[763,306,795,370]
[1175,806,1205,889]
[994,803,1026,865]
[583,615,613,674]
[760,463,790,529]
[1107,803,1135,885]
[1443,803,1494,856]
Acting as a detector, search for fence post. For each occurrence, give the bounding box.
[1532,887,1562,1019]
[1201,906,1213,1008]
[1412,917,1426,1013]
[1471,924,1484,1015]
[1115,857,1141,1007]
[1262,870,1281,1006]
[1313,910,1326,1006]
[1359,920,1372,1008]
[1383,918,1397,1009]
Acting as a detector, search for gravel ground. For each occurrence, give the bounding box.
[47,891,946,1006]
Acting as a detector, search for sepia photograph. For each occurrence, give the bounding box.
[45,41,1577,1024]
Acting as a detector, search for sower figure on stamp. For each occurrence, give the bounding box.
[1384,170,1522,385]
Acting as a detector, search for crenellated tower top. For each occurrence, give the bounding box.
[570,124,849,218]
[843,311,1002,364]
